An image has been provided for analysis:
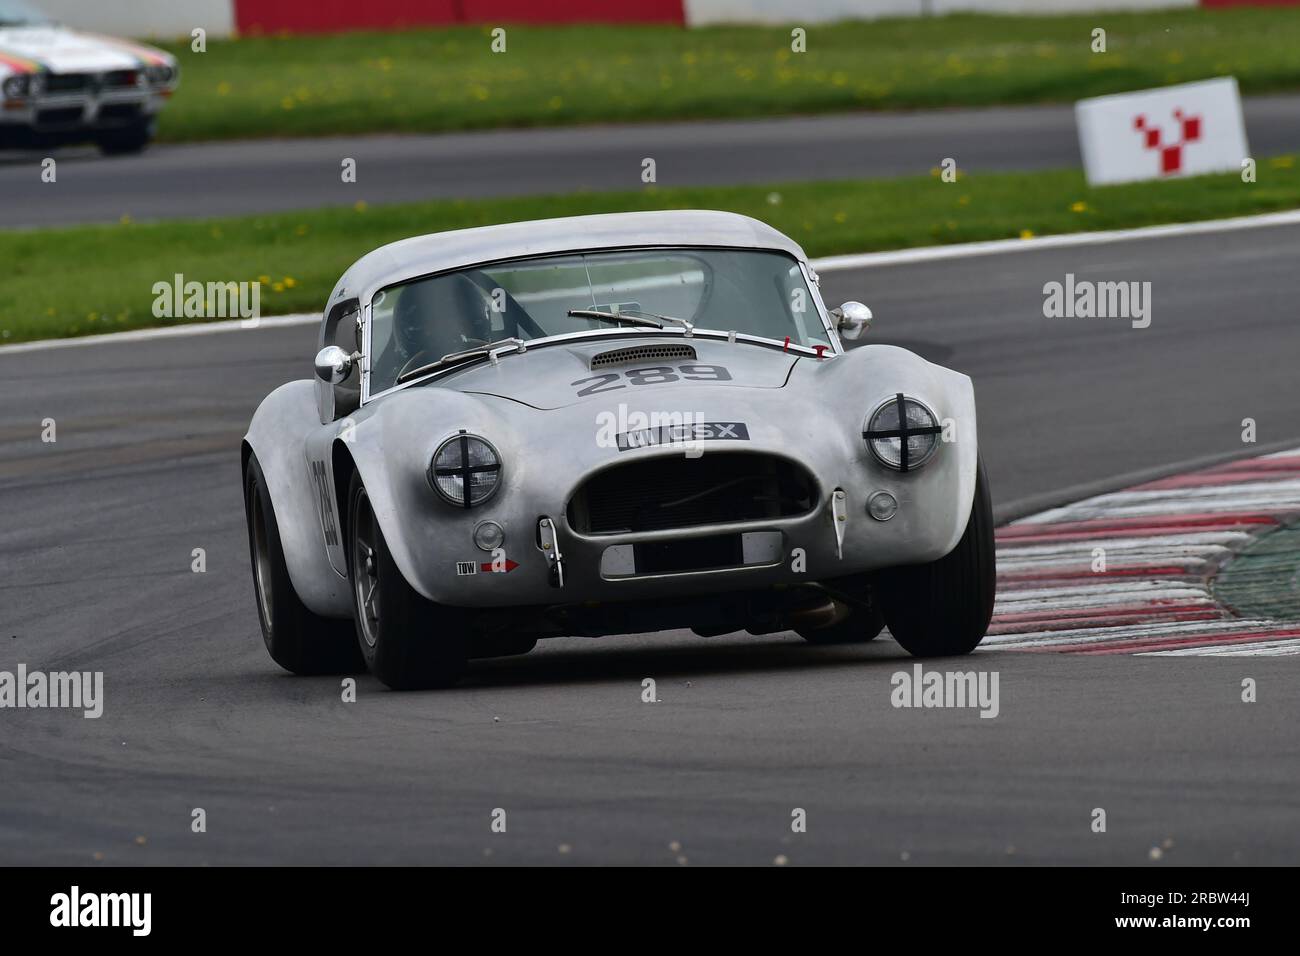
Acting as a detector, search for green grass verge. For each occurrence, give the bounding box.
[152,9,1300,142]
[3,155,1297,344]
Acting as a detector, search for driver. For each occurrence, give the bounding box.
[379,274,494,384]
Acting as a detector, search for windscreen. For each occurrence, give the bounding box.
[368,247,825,393]
[0,1,50,25]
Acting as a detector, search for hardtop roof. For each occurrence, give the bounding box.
[324,210,809,311]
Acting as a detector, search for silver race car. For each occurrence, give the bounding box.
[243,211,995,689]
[0,0,178,153]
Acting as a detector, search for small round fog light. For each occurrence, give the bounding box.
[473,520,505,552]
[867,491,898,522]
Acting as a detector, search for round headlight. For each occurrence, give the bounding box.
[147,64,175,86]
[3,75,30,99]
[429,433,501,508]
[864,395,941,472]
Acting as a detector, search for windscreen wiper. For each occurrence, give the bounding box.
[396,338,527,384]
[568,309,695,334]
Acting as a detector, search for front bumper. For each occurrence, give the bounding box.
[0,89,166,145]
[423,480,960,608]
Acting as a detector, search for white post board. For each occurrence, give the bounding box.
[1075,78,1251,187]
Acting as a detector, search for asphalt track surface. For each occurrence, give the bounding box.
[3,94,1300,227]
[2,221,1300,865]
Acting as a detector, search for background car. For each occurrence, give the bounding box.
[0,0,177,153]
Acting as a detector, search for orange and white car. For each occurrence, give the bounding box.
[0,0,177,153]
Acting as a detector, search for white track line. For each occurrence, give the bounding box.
[995,586,1215,613]
[996,531,1252,558]
[0,313,317,355]
[1014,481,1300,524]
[986,618,1284,650]
[5,208,1300,355]
[813,208,1300,272]
[1138,639,1300,657]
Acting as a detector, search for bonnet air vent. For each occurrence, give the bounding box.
[590,344,697,370]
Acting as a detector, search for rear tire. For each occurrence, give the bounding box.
[244,454,364,676]
[878,456,995,657]
[347,471,468,690]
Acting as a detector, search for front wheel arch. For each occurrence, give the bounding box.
[878,454,995,657]
[331,438,358,561]
[344,469,469,690]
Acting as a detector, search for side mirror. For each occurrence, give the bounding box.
[831,301,872,341]
[314,345,356,385]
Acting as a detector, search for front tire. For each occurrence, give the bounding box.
[878,456,995,657]
[347,472,468,690]
[96,119,154,155]
[244,454,364,675]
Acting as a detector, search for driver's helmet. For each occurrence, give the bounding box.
[394,275,492,359]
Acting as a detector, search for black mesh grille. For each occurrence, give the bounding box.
[590,344,696,369]
[568,452,817,534]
